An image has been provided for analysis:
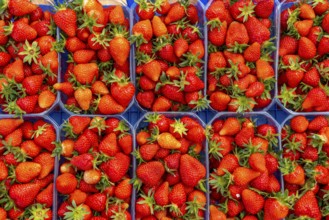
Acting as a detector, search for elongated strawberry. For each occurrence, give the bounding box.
[54,7,77,37]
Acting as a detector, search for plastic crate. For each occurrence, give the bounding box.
[55,115,135,219]
[133,112,209,220]
[131,0,207,112]
[0,3,60,116]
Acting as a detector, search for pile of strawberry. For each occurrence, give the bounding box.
[55,116,133,219]
[53,0,134,114]
[207,116,285,219]
[278,1,329,112]
[206,0,276,112]
[133,0,207,111]
[0,0,58,115]
[134,113,207,219]
[0,118,56,219]
[280,115,329,219]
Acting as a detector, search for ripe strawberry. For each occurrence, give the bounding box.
[242,189,264,214]
[279,35,298,56]
[164,2,185,24]
[245,16,270,44]
[54,7,77,37]
[15,161,41,183]
[294,191,321,219]
[219,117,241,136]
[56,173,78,195]
[226,21,249,46]
[302,87,327,110]
[33,152,54,179]
[290,116,309,133]
[9,183,41,208]
[132,20,153,43]
[136,161,165,186]
[233,167,260,186]
[264,197,289,219]
[85,193,107,212]
[169,183,186,206]
[179,154,206,187]
[8,0,38,16]
[36,183,53,208]
[101,152,130,183]
[298,37,317,60]
[0,160,8,181]
[308,116,329,131]
[255,0,274,18]
[6,20,37,42]
[244,42,261,62]
[98,94,125,114]
[33,123,56,151]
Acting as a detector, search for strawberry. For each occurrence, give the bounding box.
[302,87,327,110]
[264,197,289,219]
[33,123,56,152]
[136,161,165,186]
[14,161,41,183]
[255,0,274,18]
[110,75,135,107]
[245,16,270,44]
[233,167,260,186]
[226,21,249,46]
[56,173,78,195]
[71,153,93,171]
[101,152,130,183]
[109,31,130,66]
[36,183,53,208]
[219,117,241,136]
[154,181,169,206]
[294,191,321,219]
[242,189,264,214]
[244,42,261,62]
[8,0,38,16]
[164,2,185,24]
[179,154,206,187]
[210,91,231,111]
[9,183,41,208]
[6,20,37,42]
[33,152,54,179]
[169,183,186,206]
[0,118,23,136]
[132,20,153,43]
[38,90,56,109]
[85,193,107,212]
[298,37,317,59]
[98,94,125,114]
[54,7,77,37]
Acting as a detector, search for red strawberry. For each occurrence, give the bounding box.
[8,0,38,16]
[101,152,130,183]
[9,183,41,208]
[245,16,270,44]
[179,154,206,187]
[136,161,165,186]
[53,8,77,37]
[242,189,264,214]
[7,20,37,42]
[294,191,321,219]
[298,37,317,60]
